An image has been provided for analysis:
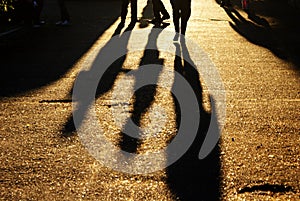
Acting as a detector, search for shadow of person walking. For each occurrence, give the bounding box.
[0,1,121,97]
[118,27,165,153]
[223,7,286,60]
[62,22,136,136]
[166,40,222,200]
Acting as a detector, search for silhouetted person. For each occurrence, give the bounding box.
[121,0,138,23]
[56,0,70,26]
[170,0,191,36]
[32,0,44,27]
[151,0,170,24]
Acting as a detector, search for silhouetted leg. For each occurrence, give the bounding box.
[159,0,170,18]
[58,0,70,21]
[130,0,138,21]
[153,0,169,19]
[152,0,161,19]
[33,0,43,25]
[121,0,130,21]
[173,10,180,33]
[180,1,191,35]
[22,1,32,25]
[171,1,180,33]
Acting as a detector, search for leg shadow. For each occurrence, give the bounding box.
[118,27,165,153]
[0,1,121,97]
[62,22,136,137]
[223,7,286,60]
[166,41,221,200]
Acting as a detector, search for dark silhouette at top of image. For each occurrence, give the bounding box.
[151,0,170,25]
[121,0,138,24]
[0,1,121,97]
[32,0,44,27]
[217,0,300,70]
[170,0,191,39]
[56,0,70,26]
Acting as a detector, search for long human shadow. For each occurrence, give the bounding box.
[0,0,121,97]
[118,27,165,153]
[218,0,300,69]
[166,40,221,200]
[224,7,286,60]
[63,21,137,136]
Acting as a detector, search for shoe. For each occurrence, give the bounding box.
[56,20,70,26]
[61,20,70,26]
[161,13,170,21]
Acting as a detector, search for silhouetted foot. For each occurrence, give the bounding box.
[56,20,71,26]
[161,13,170,21]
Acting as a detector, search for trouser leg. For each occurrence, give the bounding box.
[152,0,161,19]
[121,0,130,20]
[180,2,191,35]
[58,0,70,21]
[130,0,138,20]
[157,0,169,16]
[33,0,43,24]
[171,1,180,33]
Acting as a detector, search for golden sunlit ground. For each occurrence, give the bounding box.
[0,0,299,200]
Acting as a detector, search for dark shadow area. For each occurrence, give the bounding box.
[238,183,294,194]
[140,0,154,20]
[166,41,221,200]
[118,27,164,153]
[63,21,137,136]
[224,7,286,60]
[139,0,153,28]
[218,0,300,70]
[138,0,170,29]
[0,0,122,97]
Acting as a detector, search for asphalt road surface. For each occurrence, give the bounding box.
[0,0,299,200]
